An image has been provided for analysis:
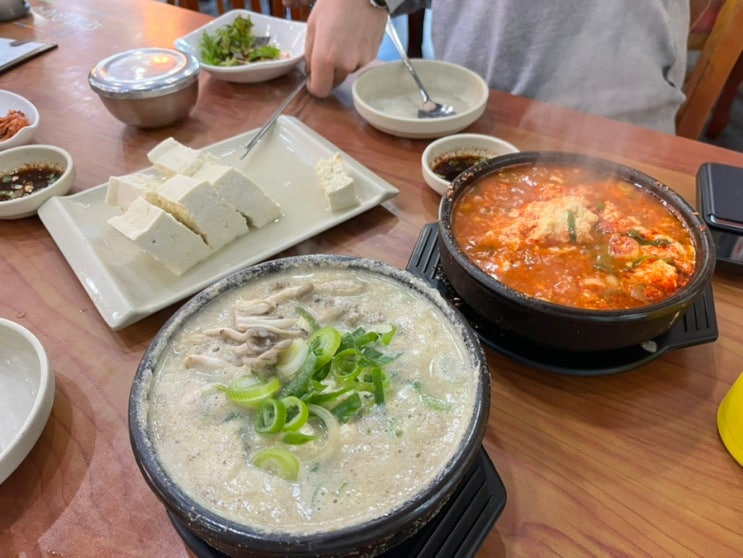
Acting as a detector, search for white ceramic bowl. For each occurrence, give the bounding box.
[0,90,39,150]
[0,144,76,219]
[421,133,519,194]
[352,60,489,139]
[174,10,306,84]
[0,318,54,485]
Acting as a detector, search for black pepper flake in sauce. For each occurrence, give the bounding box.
[0,164,63,201]
[432,155,487,182]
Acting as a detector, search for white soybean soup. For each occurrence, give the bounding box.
[147,264,481,535]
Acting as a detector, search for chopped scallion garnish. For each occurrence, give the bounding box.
[252,448,300,481]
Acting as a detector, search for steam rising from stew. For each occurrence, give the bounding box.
[451,163,696,310]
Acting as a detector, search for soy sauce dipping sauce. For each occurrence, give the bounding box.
[432,154,488,182]
[0,164,63,201]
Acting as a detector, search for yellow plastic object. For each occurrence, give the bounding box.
[717,372,743,467]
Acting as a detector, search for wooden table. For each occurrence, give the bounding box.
[2,1,742,556]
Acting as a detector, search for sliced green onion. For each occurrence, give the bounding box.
[281,396,309,431]
[252,448,300,481]
[371,366,386,405]
[255,398,286,434]
[330,392,363,424]
[306,386,353,405]
[330,348,363,382]
[217,376,281,408]
[309,326,342,367]
[275,338,309,378]
[282,432,318,445]
[280,350,318,399]
[379,325,397,345]
[308,404,340,453]
[413,380,452,411]
[628,230,671,247]
[295,306,321,333]
[567,210,577,243]
[631,255,653,268]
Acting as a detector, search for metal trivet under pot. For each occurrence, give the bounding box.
[407,223,719,376]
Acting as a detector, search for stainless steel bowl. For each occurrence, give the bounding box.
[0,0,29,22]
[89,48,199,129]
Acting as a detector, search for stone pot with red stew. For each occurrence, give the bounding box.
[437,151,716,352]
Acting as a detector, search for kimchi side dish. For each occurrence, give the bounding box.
[451,163,697,310]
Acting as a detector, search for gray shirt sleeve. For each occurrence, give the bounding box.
[398,0,689,133]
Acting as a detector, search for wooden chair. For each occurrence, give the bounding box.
[676,0,743,139]
[167,0,226,14]
[232,1,311,20]
[167,1,310,20]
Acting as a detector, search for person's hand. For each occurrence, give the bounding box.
[301,0,388,97]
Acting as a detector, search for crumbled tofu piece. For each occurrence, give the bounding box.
[501,195,599,249]
[192,162,281,228]
[316,153,358,210]
[147,137,215,177]
[145,175,250,251]
[105,173,162,211]
[107,197,212,275]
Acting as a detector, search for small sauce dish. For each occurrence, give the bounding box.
[421,133,519,195]
[0,144,75,219]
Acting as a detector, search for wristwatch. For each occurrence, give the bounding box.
[368,0,388,10]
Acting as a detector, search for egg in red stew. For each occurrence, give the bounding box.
[451,163,696,310]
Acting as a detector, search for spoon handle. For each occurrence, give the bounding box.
[241,73,310,160]
[384,18,431,105]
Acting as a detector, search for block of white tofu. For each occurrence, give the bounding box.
[147,137,212,177]
[145,175,250,251]
[192,162,281,228]
[105,172,162,211]
[107,197,212,275]
[316,153,359,210]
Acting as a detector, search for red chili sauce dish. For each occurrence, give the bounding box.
[450,163,697,310]
[0,164,63,202]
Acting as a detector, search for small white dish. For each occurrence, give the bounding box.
[352,60,489,139]
[0,318,54,485]
[0,144,76,219]
[0,90,39,150]
[421,133,519,194]
[174,10,306,84]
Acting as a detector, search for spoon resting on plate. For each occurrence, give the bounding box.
[384,18,455,119]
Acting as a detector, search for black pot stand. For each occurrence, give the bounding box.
[407,223,718,376]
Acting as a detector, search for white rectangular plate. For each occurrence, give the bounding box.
[38,116,399,330]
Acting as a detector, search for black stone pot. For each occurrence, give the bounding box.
[437,151,716,353]
[129,255,490,557]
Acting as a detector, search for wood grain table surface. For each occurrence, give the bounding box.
[1,1,742,556]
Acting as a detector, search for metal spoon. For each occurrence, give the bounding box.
[253,35,271,48]
[384,18,455,119]
[240,74,309,159]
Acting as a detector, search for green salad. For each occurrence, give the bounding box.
[199,15,281,67]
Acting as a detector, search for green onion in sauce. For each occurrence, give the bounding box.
[0,164,63,201]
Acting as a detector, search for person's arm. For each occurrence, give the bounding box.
[282,0,424,97]
[299,0,388,97]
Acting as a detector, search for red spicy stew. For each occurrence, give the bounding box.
[451,163,696,310]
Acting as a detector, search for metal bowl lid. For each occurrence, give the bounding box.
[88,48,200,99]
